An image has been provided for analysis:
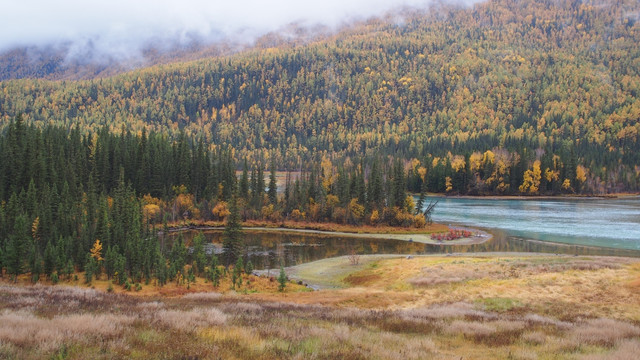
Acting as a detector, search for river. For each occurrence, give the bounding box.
[161,197,640,269]
[426,196,640,251]
[167,196,640,269]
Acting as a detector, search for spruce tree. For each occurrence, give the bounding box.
[240,158,250,199]
[223,192,243,267]
[43,241,56,277]
[268,161,278,205]
[245,259,254,275]
[278,265,287,292]
[191,232,207,276]
[415,179,427,215]
[210,254,221,287]
[0,246,4,278]
[6,214,29,281]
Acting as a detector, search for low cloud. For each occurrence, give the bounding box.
[1,0,480,62]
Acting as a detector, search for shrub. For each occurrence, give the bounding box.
[278,266,287,292]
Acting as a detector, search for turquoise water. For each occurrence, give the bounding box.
[424,196,640,250]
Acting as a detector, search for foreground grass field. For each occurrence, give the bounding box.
[1,254,639,359]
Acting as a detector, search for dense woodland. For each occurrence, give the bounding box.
[0,0,639,194]
[0,116,431,286]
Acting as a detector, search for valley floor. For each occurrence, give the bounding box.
[1,253,639,359]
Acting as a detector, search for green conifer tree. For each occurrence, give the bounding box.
[278,265,287,292]
[223,192,243,267]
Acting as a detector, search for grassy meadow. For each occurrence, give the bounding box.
[1,254,640,359]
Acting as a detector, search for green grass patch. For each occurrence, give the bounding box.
[475,297,523,312]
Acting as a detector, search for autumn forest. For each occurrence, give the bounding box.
[1,0,639,196]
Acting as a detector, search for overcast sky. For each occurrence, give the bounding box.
[0,0,478,59]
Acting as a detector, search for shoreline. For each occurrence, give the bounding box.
[165,225,492,246]
[419,193,640,200]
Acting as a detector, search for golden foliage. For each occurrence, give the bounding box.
[404,196,415,214]
[143,204,161,222]
[519,160,541,194]
[413,214,426,228]
[290,209,305,221]
[31,217,39,241]
[90,240,104,262]
[326,194,340,208]
[369,210,380,225]
[417,166,427,181]
[450,156,466,172]
[211,202,230,220]
[545,168,559,183]
[576,165,587,183]
[348,198,365,221]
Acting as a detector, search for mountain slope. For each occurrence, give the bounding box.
[0,0,639,191]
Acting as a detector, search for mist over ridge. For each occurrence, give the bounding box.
[0,0,481,78]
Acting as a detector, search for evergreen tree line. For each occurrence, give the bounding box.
[0,116,421,285]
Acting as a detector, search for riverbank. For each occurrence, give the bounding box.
[165,222,491,245]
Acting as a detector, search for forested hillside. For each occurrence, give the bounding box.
[1,0,639,193]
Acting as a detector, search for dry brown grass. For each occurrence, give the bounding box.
[570,318,640,347]
[0,309,134,351]
[579,339,640,360]
[521,331,547,345]
[1,254,639,359]
[154,308,227,331]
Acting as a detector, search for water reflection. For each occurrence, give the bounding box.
[166,229,640,271]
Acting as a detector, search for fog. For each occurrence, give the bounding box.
[1,0,480,61]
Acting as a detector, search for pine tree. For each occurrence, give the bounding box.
[85,254,96,284]
[415,180,427,215]
[223,192,243,267]
[367,159,384,210]
[240,158,250,199]
[30,249,42,283]
[278,265,287,292]
[0,246,4,278]
[234,256,244,288]
[268,160,278,205]
[43,240,56,277]
[191,232,207,276]
[245,259,254,275]
[210,253,221,287]
[6,214,29,281]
